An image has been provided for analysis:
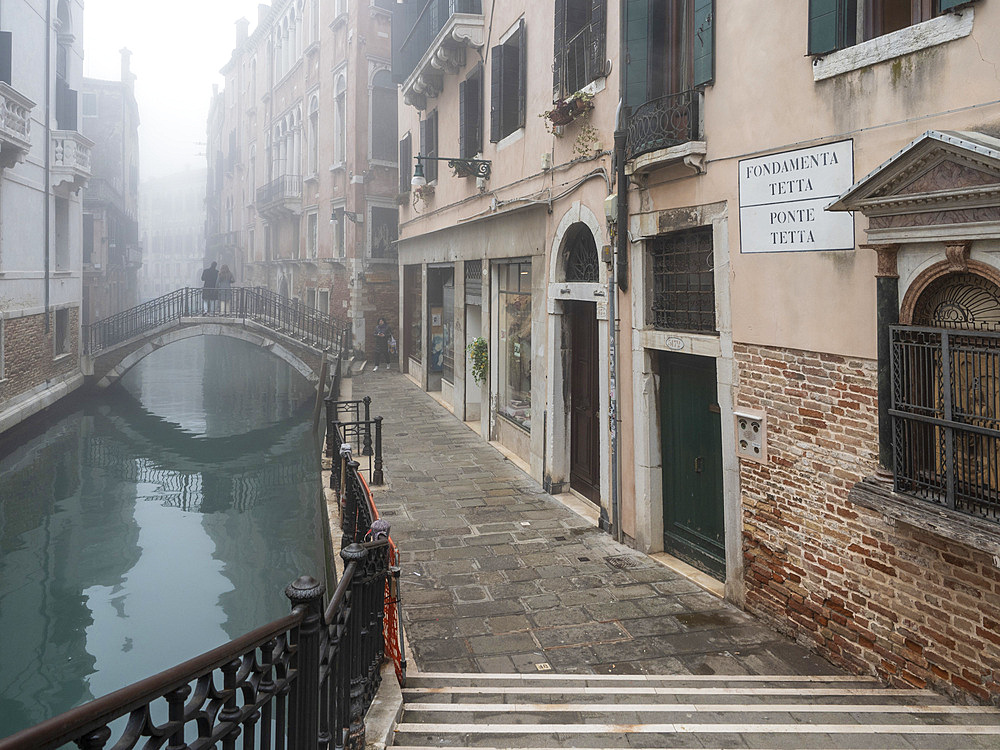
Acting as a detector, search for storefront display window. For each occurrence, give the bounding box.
[498,262,531,430]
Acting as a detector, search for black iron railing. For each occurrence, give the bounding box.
[395,0,482,82]
[326,397,384,488]
[891,325,1000,522]
[256,174,302,207]
[625,90,701,162]
[85,287,350,357]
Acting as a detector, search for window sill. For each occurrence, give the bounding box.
[498,412,531,434]
[848,476,1000,556]
[496,127,524,152]
[812,9,975,81]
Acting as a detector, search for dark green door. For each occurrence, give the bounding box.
[660,351,725,579]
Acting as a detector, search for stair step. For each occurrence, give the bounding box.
[402,701,1000,716]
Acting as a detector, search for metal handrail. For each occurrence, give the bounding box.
[85,287,350,358]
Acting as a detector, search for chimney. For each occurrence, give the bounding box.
[120,47,134,86]
[236,18,250,46]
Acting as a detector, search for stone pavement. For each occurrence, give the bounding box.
[356,369,839,679]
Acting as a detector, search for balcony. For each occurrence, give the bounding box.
[396,0,484,110]
[255,175,301,220]
[51,129,93,194]
[624,90,706,181]
[0,81,34,169]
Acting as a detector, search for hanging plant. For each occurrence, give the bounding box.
[466,336,488,385]
[539,91,595,133]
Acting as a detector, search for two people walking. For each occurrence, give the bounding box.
[201,262,235,313]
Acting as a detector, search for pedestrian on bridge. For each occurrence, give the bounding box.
[201,261,219,313]
[217,264,235,313]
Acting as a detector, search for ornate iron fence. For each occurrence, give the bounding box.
[624,89,701,162]
[891,325,1000,522]
[325,397,384,487]
[85,287,350,357]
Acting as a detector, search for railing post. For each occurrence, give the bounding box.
[341,459,362,548]
[75,726,112,750]
[340,544,369,750]
[362,396,371,422]
[285,575,326,750]
[372,417,384,486]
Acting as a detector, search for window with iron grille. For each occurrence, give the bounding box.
[650,226,716,334]
[553,0,606,100]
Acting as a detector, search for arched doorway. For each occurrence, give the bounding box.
[563,223,601,504]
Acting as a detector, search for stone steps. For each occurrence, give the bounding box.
[390,672,1000,749]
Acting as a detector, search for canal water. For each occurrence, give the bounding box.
[0,336,328,738]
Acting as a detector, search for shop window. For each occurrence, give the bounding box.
[498,261,532,430]
[650,226,716,334]
[808,0,970,55]
[490,19,526,143]
[405,265,422,364]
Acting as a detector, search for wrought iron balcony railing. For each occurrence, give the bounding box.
[624,90,702,162]
[395,0,483,108]
[256,174,302,209]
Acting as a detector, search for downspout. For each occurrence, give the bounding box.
[609,0,629,544]
[44,0,52,333]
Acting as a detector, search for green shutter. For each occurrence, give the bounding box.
[490,43,503,142]
[459,78,468,158]
[517,19,527,129]
[589,0,607,85]
[624,0,649,108]
[692,0,714,87]
[808,0,840,55]
[938,0,967,10]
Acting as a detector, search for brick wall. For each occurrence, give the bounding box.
[2,309,80,402]
[736,342,1000,704]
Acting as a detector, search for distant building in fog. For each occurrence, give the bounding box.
[139,169,207,301]
[81,49,142,326]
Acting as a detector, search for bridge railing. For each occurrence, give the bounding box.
[85,287,351,357]
[0,456,403,750]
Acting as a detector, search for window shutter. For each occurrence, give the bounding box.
[0,32,11,86]
[624,0,649,108]
[692,0,713,87]
[808,0,841,55]
[399,133,411,193]
[473,65,483,154]
[490,43,503,142]
[938,0,967,10]
[553,0,567,100]
[589,0,607,85]
[459,78,468,158]
[517,19,527,130]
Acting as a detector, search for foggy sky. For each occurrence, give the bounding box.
[83,0,265,179]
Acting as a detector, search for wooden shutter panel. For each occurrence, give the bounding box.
[517,19,527,130]
[938,0,967,10]
[0,32,11,86]
[399,133,411,193]
[490,43,503,142]
[692,0,713,87]
[459,78,468,158]
[589,0,606,85]
[624,0,649,108]
[808,0,841,55]
[474,66,483,153]
[553,0,567,101]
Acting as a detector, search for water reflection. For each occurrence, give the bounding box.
[0,336,326,738]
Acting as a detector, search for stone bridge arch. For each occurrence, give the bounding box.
[88,322,328,389]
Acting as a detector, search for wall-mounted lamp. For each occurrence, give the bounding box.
[411,154,491,186]
[330,208,364,224]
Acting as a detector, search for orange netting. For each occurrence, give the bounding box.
[357,473,405,685]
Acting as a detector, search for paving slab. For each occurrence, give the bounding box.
[357,371,847,679]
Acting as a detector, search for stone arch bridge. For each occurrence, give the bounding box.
[83,287,349,389]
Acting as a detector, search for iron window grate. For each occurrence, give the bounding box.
[650,227,716,334]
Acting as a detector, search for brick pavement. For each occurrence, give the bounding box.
[357,369,839,678]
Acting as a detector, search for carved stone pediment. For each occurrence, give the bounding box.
[828,130,1000,243]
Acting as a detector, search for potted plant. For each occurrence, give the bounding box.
[540,91,594,129]
[466,336,488,385]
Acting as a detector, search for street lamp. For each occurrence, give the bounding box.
[411,154,491,186]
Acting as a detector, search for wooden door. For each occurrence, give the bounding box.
[569,302,600,503]
[660,351,725,578]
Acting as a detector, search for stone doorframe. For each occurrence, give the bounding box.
[627,201,744,603]
[544,202,611,516]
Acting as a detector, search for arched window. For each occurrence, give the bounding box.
[308,95,319,175]
[370,70,397,162]
[564,223,599,283]
[334,73,347,164]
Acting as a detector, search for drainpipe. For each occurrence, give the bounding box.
[44,0,52,333]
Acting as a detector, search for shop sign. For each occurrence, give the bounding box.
[739,140,855,253]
